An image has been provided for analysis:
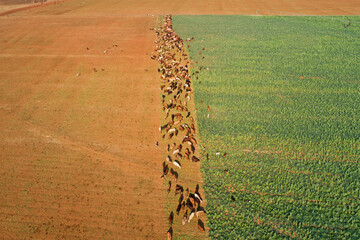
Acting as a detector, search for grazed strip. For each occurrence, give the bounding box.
[151,15,207,239]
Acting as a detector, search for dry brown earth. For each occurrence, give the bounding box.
[0,0,359,240]
[0,0,61,14]
[3,0,358,16]
[0,10,167,240]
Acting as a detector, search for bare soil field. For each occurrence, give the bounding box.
[3,0,359,16]
[0,0,33,4]
[0,0,359,240]
[0,0,60,14]
[0,12,168,240]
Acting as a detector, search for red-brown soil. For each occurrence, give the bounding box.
[0,0,62,15]
[0,0,33,4]
[0,11,167,240]
[0,0,358,240]
[3,0,358,16]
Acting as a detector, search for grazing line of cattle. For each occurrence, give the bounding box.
[151,15,206,239]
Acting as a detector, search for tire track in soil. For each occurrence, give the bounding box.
[151,15,208,239]
[0,0,68,16]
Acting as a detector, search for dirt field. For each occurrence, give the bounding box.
[0,0,60,14]
[0,12,168,240]
[3,0,359,16]
[0,0,359,240]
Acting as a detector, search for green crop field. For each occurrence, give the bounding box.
[173,16,360,239]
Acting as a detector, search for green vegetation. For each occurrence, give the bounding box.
[173,16,360,239]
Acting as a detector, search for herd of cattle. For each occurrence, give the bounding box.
[151,15,207,239]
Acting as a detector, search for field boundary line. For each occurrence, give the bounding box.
[254,12,360,27]
[255,10,360,19]
[255,10,316,16]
